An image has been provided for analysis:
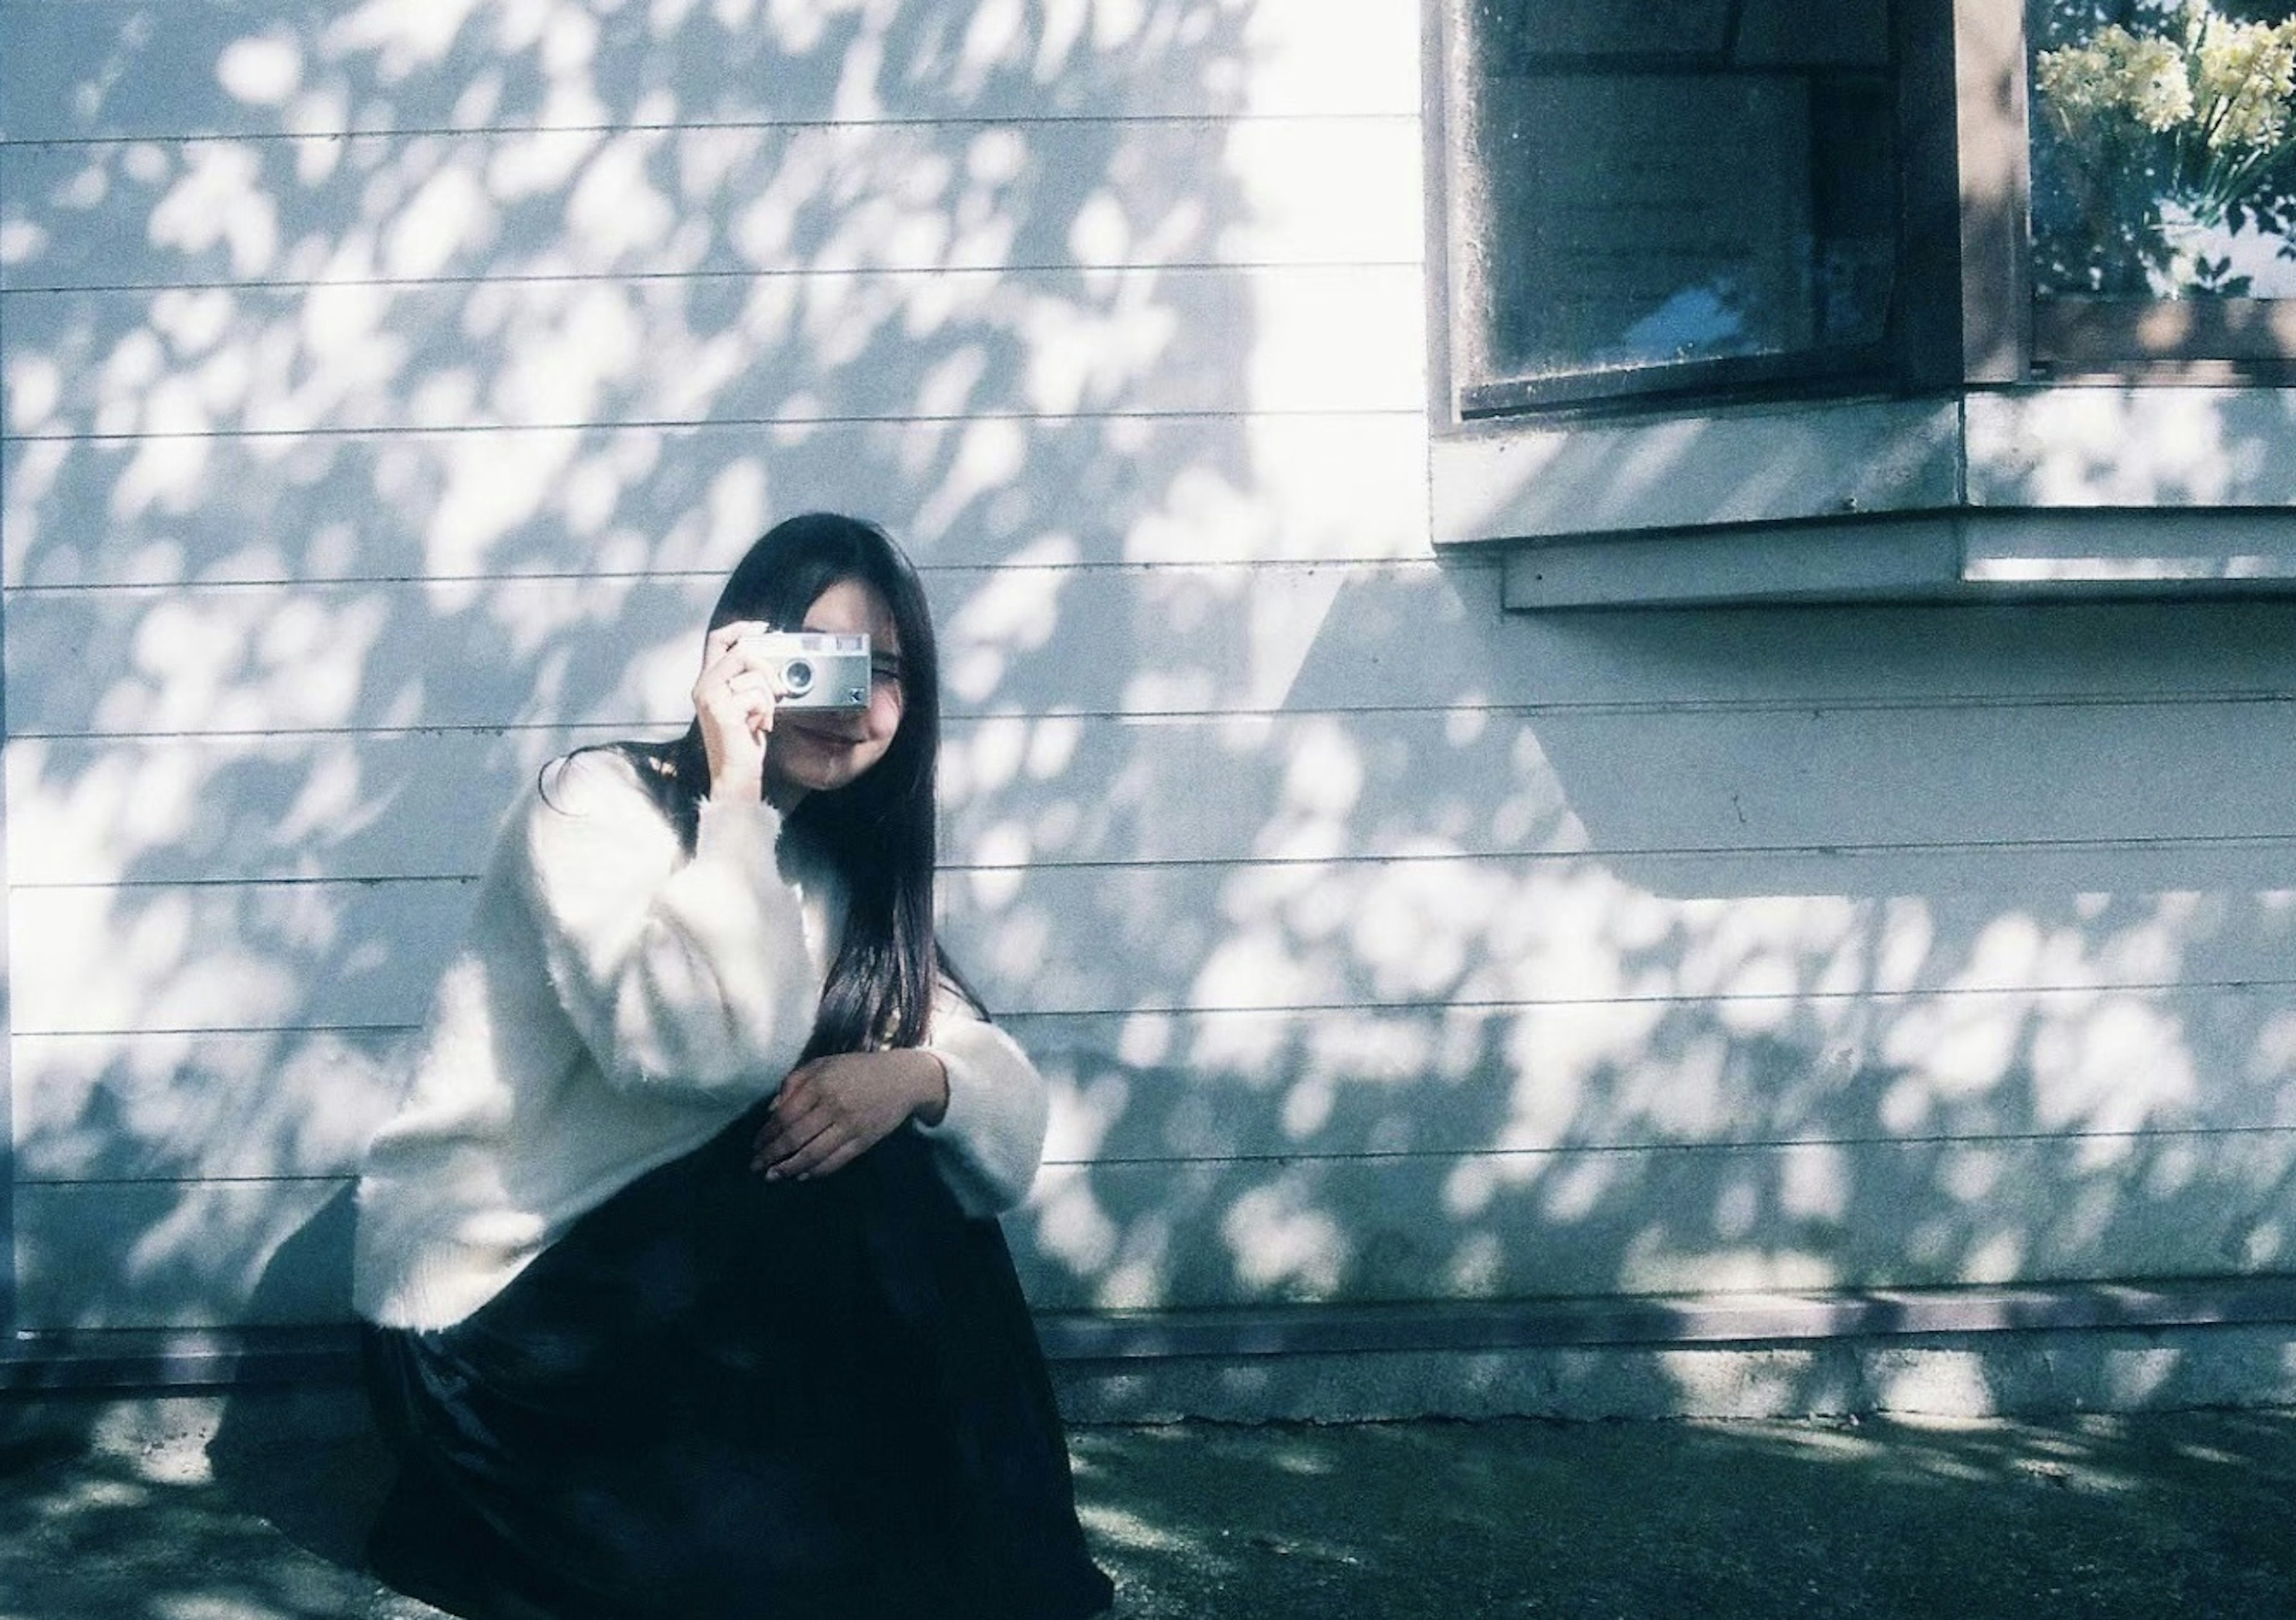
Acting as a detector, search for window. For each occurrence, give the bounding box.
[2026,0,2296,377]
[1429,0,2296,606]
[1447,0,1915,414]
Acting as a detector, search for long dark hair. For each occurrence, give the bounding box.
[594,512,959,1058]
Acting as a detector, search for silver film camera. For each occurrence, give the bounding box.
[746,630,873,710]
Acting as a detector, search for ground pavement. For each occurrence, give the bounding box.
[2,1387,2294,1617]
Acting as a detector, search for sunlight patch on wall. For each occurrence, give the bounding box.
[1881,989,2027,1108]
[1347,853,1494,1002]
[17,1029,401,1183]
[911,418,1029,543]
[1246,264,1424,414]
[2030,995,2196,1135]
[1251,716,1362,862]
[1223,1177,1348,1296]
[1968,388,2284,507]
[1183,966,1305,1068]
[1092,1203,1175,1310]
[1445,1228,1506,1293]
[1242,562,1348,709]
[1217,115,1420,267]
[1781,1141,1850,1222]
[82,590,390,734]
[386,157,496,279]
[1021,276,1180,415]
[217,29,304,107]
[152,143,279,277]
[964,823,1031,909]
[942,539,1078,701]
[1441,1157,1503,1221]
[1623,1231,1842,1295]
[1235,0,1424,117]
[324,0,488,82]
[10,740,214,892]
[1115,417,1428,566]
[427,430,584,584]
[1035,1167,1122,1277]
[2246,1006,2296,1108]
[2101,1348,2185,1409]
[13,889,292,1038]
[1677,899,1835,1014]
[1121,464,1277,565]
[1870,1354,1997,1416]
[1043,1057,1130,1163]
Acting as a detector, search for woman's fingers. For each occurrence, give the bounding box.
[750,1063,878,1179]
[695,623,783,797]
[700,626,804,719]
[783,1134,866,1180]
[750,1071,811,1164]
[706,619,769,658]
[751,1054,926,1179]
[719,672,777,730]
[751,1100,832,1176]
[697,625,781,704]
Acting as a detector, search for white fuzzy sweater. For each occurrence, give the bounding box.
[352,749,1050,1332]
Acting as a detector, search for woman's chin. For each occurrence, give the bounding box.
[769,741,880,799]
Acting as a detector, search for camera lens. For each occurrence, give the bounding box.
[781,658,814,696]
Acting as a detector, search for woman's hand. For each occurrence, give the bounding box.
[693,621,779,802]
[751,1049,951,1180]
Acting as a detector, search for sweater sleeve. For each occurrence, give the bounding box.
[912,986,1051,1216]
[516,750,822,1099]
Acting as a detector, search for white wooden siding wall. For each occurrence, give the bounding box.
[0,0,1436,1332]
[8,0,2296,1404]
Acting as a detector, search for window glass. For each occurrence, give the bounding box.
[2028,0,2296,298]
[1451,0,1897,414]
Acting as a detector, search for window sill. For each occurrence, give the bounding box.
[1434,388,2296,609]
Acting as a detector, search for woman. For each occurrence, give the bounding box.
[352,513,1115,1620]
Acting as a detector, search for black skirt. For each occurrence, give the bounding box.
[361,1112,1115,1620]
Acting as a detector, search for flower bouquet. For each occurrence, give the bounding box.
[2031,1,2296,295]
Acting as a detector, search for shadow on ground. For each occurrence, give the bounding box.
[2,1390,2294,1618]
[1070,1410,2296,1618]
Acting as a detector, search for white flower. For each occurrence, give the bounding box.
[2192,14,2296,149]
[2122,34,2197,131]
[2035,41,2120,121]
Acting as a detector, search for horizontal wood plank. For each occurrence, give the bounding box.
[2,562,1477,736]
[4,263,1427,438]
[1968,388,2296,510]
[14,1178,355,1331]
[4,116,1421,292]
[1015,1131,2296,1308]
[14,856,2296,1033]
[3,413,1433,586]
[13,701,2296,887]
[0,0,1420,144]
[25,569,2296,740]
[17,986,2296,1183]
[20,1127,2296,1326]
[14,1026,409,1182]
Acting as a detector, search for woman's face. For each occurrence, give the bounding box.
[764,575,906,807]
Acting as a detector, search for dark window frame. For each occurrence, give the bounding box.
[1430,0,2296,434]
[1426,0,2296,607]
[2018,1,2296,382]
[1441,0,1958,419]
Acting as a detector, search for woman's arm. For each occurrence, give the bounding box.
[518,749,823,1097]
[749,1046,947,1181]
[747,990,1051,1216]
[910,1005,1052,1215]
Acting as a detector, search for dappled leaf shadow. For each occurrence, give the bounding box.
[9,0,2296,1465]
